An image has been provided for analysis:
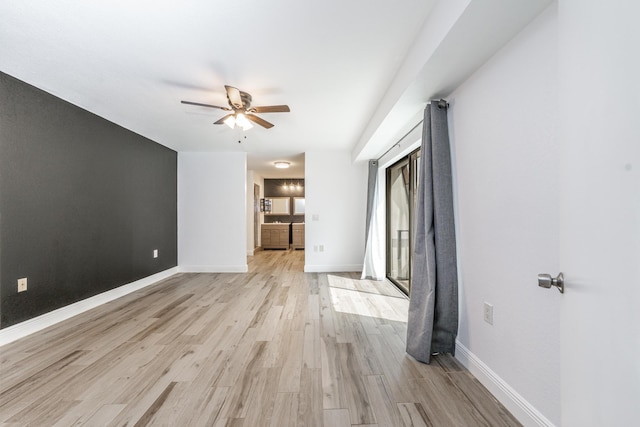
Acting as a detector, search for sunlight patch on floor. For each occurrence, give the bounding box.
[327,274,408,322]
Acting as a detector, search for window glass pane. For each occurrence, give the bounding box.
[387,160,411,294]
[386,148,420,295]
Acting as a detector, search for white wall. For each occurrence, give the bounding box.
[178,152,247,272]
[305,151,367,272]
[246,170,264,256]
[448,5,560,426]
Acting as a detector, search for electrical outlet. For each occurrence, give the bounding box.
[484,302,494,325]
[319,245,324,252]
[313,245,318,252]
[153,249,158,258]
[18,277,27,292]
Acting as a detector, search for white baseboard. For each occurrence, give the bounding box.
[178,265,248,273]
[455,341,556,427]
[247,249,254,256]
[304,264,363,273]
[0,267,179,347]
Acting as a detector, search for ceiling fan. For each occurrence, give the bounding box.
[181,85,290,130]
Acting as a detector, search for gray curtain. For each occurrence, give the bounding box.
[406,100,458,364]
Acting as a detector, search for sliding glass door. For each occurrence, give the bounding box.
[386,149,420,294]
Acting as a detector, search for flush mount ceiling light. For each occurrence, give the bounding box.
[274,161,290,169]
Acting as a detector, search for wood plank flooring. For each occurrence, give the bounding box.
[0,250,521,426]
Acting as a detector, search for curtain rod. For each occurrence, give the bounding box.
[376,120,423,161]
[375,99,448,161]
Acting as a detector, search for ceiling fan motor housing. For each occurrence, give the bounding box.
[236,91,252,109]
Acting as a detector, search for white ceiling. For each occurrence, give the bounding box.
[0,0,551,179]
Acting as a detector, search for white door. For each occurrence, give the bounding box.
[559,1,640,425]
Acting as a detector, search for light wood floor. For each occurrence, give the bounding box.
[0,250,520,426]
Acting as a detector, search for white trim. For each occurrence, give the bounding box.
[0,267,179,348]
[247,249,254,256]
[455,341,556,427]
[304,264,363,273]
[178,265,248,273]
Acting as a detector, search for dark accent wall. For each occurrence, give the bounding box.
[264,179,305,224]
[0,72,178,328]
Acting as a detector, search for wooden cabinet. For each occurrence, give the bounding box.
[261,223,290,250]
[291,223,305,250]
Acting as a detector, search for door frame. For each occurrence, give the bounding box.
[254,183,260,249]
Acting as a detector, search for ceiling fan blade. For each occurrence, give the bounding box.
[214,114,234,125]
[181,100,230,110]
[246,114,274,129]
[250,105,290,113]
[225,85,244,109]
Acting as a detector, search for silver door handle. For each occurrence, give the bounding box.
[538,272,564,293]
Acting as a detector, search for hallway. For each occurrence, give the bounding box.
[0,250,519,426]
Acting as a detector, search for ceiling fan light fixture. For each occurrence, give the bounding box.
[223,115,236,129]
[182,85,288,130]
[235,113,253,131]
[274,161,290,169]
